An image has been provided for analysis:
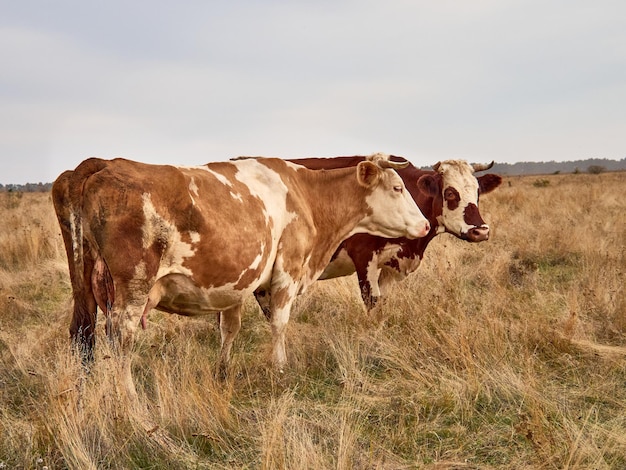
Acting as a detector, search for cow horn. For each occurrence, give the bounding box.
[378,158,409,170]
[432,162,441,172]
[471,161,495,172]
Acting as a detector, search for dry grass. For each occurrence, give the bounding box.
[1,172,625,469]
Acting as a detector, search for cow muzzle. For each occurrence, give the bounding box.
[407,220,431,239]
[465,225,490,242]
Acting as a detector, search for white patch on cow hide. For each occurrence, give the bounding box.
[366,257,382,297]
[246,243,266,272]
[188,178,199,205]
[141,193,195,278]
[70,212,81,263]
[233,159,287,200]
[192,166,235,188]
[284,160,306,171]
[436,216,446,234]
[297,253,318,289]
[232,158,297,242]
[437,161,480,236]
[229,191,243,202]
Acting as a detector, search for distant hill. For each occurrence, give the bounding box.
[489,158,626,175]
[420,158,626,176]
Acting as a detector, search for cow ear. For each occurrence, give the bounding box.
[356,161,381,187]
[477,174,502,194]
[416,174,439,197]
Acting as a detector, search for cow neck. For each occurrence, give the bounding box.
[297,166,371,271]
[400,168,441,259]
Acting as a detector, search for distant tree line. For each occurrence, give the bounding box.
[488,158,626,176]
[0,182,53,192]
[421,158,625,175]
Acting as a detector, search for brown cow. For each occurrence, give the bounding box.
[52,153,429,395]
[251,156,502,312]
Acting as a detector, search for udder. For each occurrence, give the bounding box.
[140,273,243,328]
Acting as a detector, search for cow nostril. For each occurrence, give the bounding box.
[468,226,489,241]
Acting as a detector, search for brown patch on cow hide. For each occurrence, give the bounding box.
[463,203,486,227]
[444,187,460,211]
[178,162,274,289]
[271,284,292,310]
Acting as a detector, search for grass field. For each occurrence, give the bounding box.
[1,171,625,469]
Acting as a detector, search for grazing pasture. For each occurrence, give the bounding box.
[1,171,625,469]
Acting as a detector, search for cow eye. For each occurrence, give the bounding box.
[444,188,456,200]
[393,185,403,193]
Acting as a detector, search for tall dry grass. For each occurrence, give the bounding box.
[0,172,625,469]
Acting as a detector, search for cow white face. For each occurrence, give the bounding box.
[355,155,430,240]
[418,160,502,242]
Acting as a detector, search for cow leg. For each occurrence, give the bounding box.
[358,268,382,312]
[353,252,382,312]
[378,270,397,298]
[121,306,142,401]
[70,294,98,364]
[358,277,379,311]
[269,294,297,372]
[67,249,100,365]
[111,301,176,443]
[104,301,144,400]
[372,270,397,321]
[217,304,242,379]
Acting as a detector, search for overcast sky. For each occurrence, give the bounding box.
[1,1,625,184]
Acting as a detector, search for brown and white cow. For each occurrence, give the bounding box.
[52,153,429,393]
[252,156,502,312]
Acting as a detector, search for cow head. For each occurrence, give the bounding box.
[355,153,430,240]
[417,160,502,242]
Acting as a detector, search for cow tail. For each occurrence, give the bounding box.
[92,255,116,342]
[54,158,113,361]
